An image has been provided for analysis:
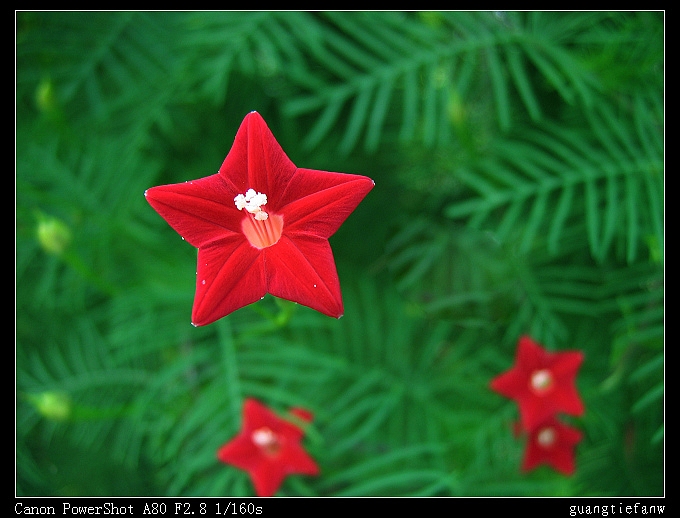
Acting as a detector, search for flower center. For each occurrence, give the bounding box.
[251,426,281,455]
[235,189,283,248]
[234,189,269,219]
[530,368,554,395]
[537,426,556,448]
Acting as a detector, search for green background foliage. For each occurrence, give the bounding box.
[16,11,663,496]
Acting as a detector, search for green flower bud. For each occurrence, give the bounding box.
[36,214,72,255]
[28,391,71,421]
[35,77,57,113]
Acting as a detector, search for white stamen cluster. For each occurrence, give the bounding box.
[252,426,281,455]
[530,368,553,392]
[252,427,277,448]
[537,427,556,448]
[234,188,268,220]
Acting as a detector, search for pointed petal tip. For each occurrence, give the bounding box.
[290,407,314,423]
[191,314,215,327]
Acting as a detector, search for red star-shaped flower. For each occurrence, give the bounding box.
[217,398,319,497]
[490,335,584,432]
[521,416,583,475]
[145,111,374,326]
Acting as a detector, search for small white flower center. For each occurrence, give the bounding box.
[530,368,554,394]
[537,426,556,448]
[234,188,269,220]
[251,427,281,455]
[236,188,283,249]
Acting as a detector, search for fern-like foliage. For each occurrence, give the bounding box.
[443,106,663,263]
[282,11,620,153]
[176,11,324,104]
[16,11,663,497]
[18,11,179,145]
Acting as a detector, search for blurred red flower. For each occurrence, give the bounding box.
[490,335,584,432]
[217,398,319,497]
[521,416,583,475]
[145,111,374,325]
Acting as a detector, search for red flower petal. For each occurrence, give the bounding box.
[290,407,314,423]
[192,238,265,326]
[218,112,298,206]
[145,175,242,248]
[266,235,343,318]
[217,398,319,497]
[145,112,374,324]
[280,168,374,238]
[521,417,583,475]
[490,336,585,432]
